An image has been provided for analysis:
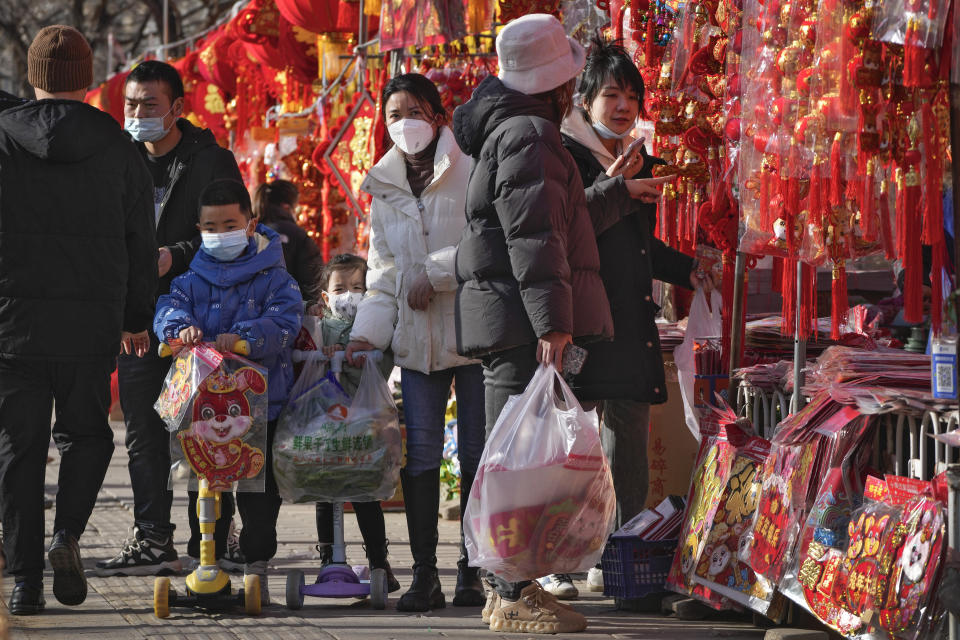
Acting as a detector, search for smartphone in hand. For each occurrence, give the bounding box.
[562,343,588,376]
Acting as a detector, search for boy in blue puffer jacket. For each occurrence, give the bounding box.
[154,179,302,604]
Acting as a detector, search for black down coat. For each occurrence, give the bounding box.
[452,76,614,358]
[0,99,157,360]
[138,118,243,297]
[563,134,694,404]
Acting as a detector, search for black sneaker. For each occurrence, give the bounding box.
[220,520,245,573]
[47,530,87,606]
[9,581,45,615]
[94,526,182,577]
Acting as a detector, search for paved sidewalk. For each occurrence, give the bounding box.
[3,422,767,639]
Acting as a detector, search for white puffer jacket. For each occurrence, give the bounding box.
[350,126,478,374]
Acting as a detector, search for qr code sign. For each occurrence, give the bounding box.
[936,362,954,394]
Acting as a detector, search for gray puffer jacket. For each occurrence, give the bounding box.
[452,75,613,358]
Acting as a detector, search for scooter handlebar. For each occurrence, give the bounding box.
[158,340,250,358]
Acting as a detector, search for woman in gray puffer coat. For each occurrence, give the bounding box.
[452,13,613,636]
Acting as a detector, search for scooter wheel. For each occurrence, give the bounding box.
[153,577,171,618]
[370,568,388,610]
[244,574,261,615]
[286,569,305,610]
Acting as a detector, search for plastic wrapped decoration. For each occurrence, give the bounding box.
[274,357,402,504]
[743,441,818,585]
[665,416,744,609]
[378,0,467,51]
[161,347,270,494]
[155,343,221,432]
[691,436,775,614]
[876,494,946,639]
[779,415,877,636]
[831,478,903,619]
[871,0,950,87]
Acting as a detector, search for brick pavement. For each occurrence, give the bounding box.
[2,422,767,639]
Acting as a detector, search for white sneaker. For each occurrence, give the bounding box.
[244,560,270,606]
[587,567,604,592]
[537,574,579,600]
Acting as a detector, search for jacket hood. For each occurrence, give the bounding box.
[190,224,286,286]
[560,108,624,170]
[0,99,122,163]
[362,126,462,196]
[452,75,556,157]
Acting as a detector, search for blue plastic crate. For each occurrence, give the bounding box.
[600,537,677,600]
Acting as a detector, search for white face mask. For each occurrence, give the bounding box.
[327,291,364,322]
[388,118,435,155]
[592,118,632,140]
[201,229,249,261]
[124,107,174,143]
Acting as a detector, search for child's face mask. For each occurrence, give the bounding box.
[201,229,249,261]
[327,291,364,322]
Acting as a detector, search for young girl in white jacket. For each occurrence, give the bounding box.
[345,74,485,612]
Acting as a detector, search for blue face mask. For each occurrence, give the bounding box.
[592,118,632,140]
[124,107,174,143]
[201,229,249,261]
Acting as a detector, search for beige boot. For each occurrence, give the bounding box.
[481,587,500,624]
[489,583,587,634]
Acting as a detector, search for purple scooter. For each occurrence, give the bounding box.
[284,350,389,611]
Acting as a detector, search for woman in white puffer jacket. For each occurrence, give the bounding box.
[345,74,485,613]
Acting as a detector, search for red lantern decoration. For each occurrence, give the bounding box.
[278,16,320,85]
[275,0,339,34]
[196,29,238,97]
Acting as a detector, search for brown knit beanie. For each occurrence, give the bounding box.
[28,25,93,93]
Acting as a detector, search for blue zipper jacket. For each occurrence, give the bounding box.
[154,224,303,419]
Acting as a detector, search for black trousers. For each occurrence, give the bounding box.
[0,356,114,579]
[236,419,282,563]
[117,334,174,536]
[481,344,540,600]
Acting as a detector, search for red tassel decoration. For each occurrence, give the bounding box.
[809,163,823,228]
[759,158,772,229]
[829,132,845,209]
[931,241,945,334]
[880,176,895,259]
[831,261,849,340]
[862,157,877,242]
[782,257,797,337]
[903,15,926,87]
[921,102,943,245]
[901,161,924,323]
[720,252,736,364]
[644,6,656,67]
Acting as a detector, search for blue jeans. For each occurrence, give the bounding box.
[399,364,485,476]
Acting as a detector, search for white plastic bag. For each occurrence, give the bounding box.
[463,364,616,582]
[675,289,723,442]
[273,357,402,503]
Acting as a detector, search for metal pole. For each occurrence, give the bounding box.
[792,260,807,413]
[162,0,170,48]
[728,251,747,400]
[949,464,960,640]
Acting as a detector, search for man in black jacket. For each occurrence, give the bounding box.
[96,60,244,577]
[0,25,157,615]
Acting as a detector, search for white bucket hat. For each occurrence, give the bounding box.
[496,13,586,96]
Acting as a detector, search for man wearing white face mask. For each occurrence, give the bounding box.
[99,60,244,578]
